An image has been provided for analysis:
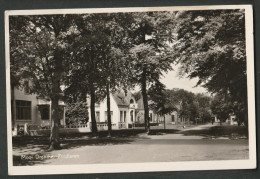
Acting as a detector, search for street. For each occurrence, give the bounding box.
[13,124,249,166]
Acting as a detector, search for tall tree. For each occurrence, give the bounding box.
[173,9,247,124]
[98,13,134,137]
[68,14,109,134]
[69,14,132,135]
[10,15,74,149]
[127,12,176,133]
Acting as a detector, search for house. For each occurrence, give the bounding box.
[87,90,138,129]
[226,114,238,125]
[11,87,66,133]
[87,90,179,129]
[136,97,179,125]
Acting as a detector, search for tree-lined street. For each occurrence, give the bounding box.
[9,8,251,168]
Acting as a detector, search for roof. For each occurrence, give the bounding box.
[136,96,154,110]
[87,89,135,107]
[112,90,134,107]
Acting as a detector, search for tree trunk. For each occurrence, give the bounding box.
[49,95,61,150]
[141,67,150,133]
[90,81,98,135]
[164,115,166,130]
[106,83,112,137]
[49,50,62,150]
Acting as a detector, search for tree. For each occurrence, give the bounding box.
[173,9,247,125]
[10,15,74,149]
[65,101,88,126]
[168,89,196,124]
[127,12,176,133]
[98,13,134,137]
[211,93,233,123]
[68,14,132,136]
[195,93,212,123]
[148,80,176,129]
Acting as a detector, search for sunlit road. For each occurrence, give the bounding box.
[21,124,248,165]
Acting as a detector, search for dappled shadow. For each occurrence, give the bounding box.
[12,129,153,165]
[179,125,248,139]
[148,129,180,135]
[60,137,134,150]
[12,128,183,165]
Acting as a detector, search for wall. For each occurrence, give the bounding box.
[13,87,66,128]
[13,88,39,126]
[88,94,120,123]
[136,110,178,124]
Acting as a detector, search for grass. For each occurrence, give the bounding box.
[180,125,248,139]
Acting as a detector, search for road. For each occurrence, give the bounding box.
[13,123,249,165]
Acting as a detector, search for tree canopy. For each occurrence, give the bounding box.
[173,9,247,124]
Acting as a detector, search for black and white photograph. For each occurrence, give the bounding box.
[5,5,256,175]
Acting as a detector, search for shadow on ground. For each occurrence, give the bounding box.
[13,129,181,165]
[179,125,248,139]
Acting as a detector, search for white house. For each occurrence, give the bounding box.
[11,87,66,132]
[87,90,179,129]
[87,90,138,129]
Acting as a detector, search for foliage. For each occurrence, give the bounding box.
[173,9,247,123]
[10,15,74,149]
[125,12,176,132]
[165,89,212,123]
[65,101,88,125]
[148,80,177,116]
[195,93,212,123]
[210,93,233,122]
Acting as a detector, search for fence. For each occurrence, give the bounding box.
[14,122,136,136]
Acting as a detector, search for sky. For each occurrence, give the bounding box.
[160,64,208,94]
[132,64,208,94]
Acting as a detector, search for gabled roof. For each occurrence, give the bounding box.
[112,90,134,107]
[87,89,135,107]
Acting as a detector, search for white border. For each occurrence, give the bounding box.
[5,5,256,175]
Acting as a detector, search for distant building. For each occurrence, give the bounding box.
[136,97,179,124]
[226,114,238,125]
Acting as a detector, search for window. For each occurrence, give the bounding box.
[40,106,49,120]
[16,100,31,120]
[120,111,123,122]
[105,111,113,122]
[124,111,126,122]
[96,111,100,122]
[130,110,134,122]
[149,113,153,121]
[171,115,175,122]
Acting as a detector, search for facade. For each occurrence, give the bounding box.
[136,97,179,124]
[87,90,179,129]
[87,90,138,128]
[11,87,66,131]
